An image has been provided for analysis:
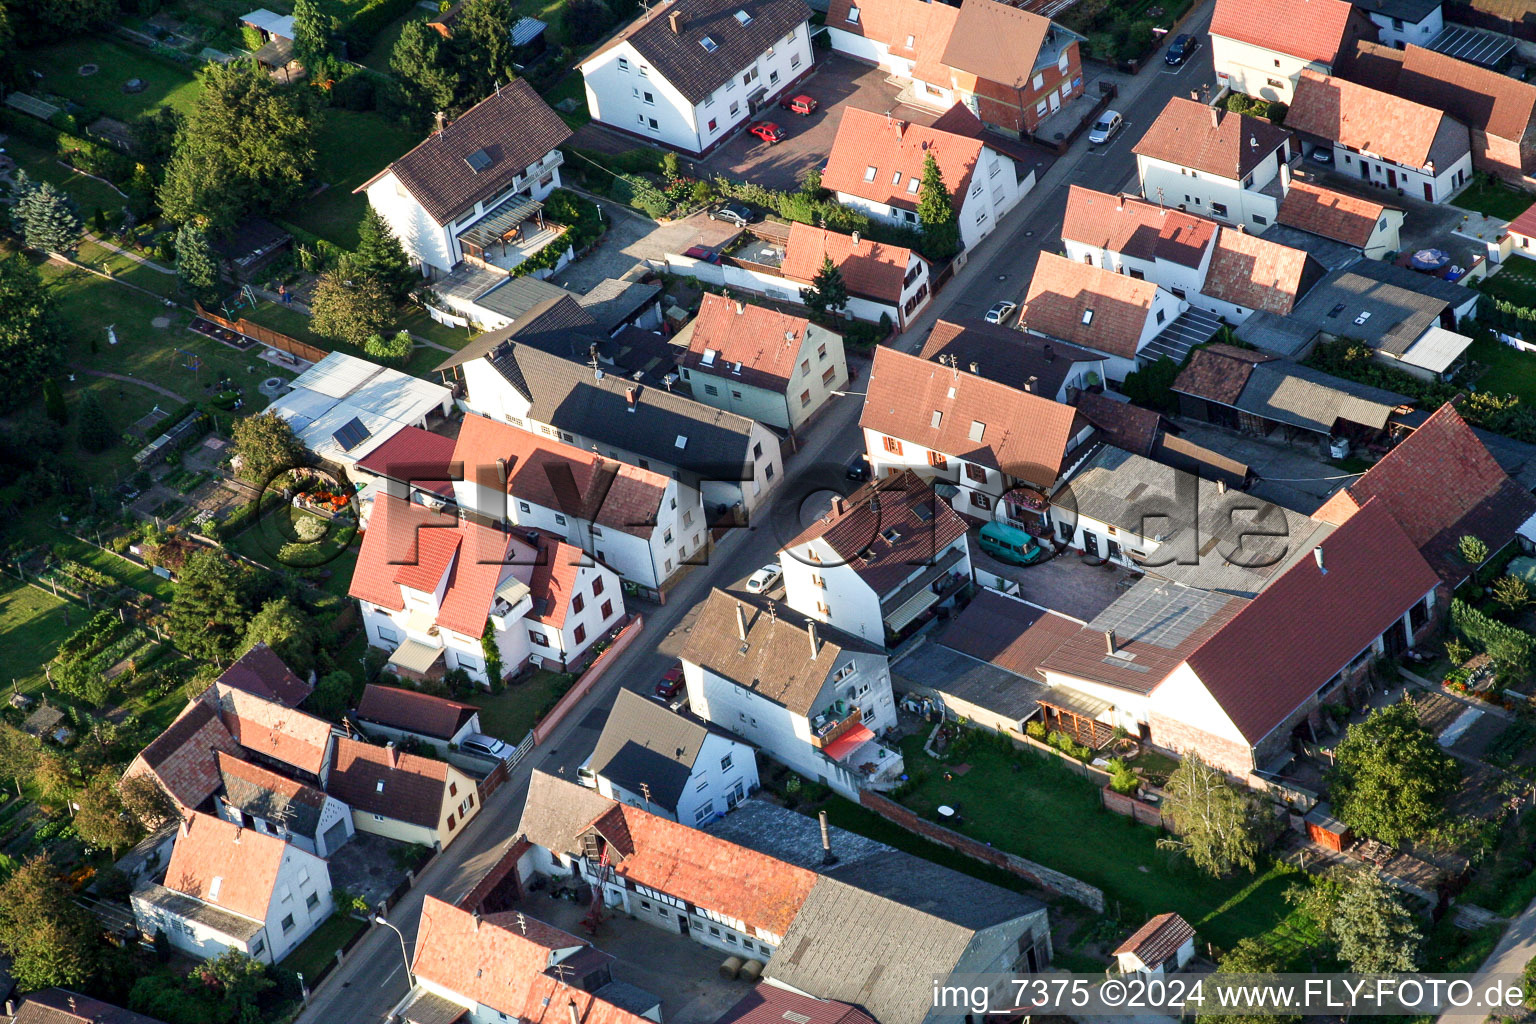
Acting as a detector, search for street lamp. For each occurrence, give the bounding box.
[374,910,412,987]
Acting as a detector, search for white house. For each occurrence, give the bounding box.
[674,294,848,432]
[348,490,625,683]
[1276,179,1403,258]
[352,683,482,756]
[1021,253,1187,382]
[1133,98,1295,232]
[213,751,354,858]
[131,811,333,965]
[578,0,813,156]
[1114,914,1197,976]
[1349,0,1442,47]
[859,345,1094,523]
[356,80,573,277]
[778,470,972,646]
[435,297,784,517]
[1209,0,1375,103]
[781,223,932,331]
[1285,70,1472,204]
[680,589,902,797]
[1061,186,1219,297]
[822,105,1028,253]
[583,688,760,825]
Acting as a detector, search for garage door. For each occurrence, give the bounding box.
[321,820,350,857]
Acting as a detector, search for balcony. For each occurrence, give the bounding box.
[457,193,569,276]
[489,577,533,631]
[823,732,905,790]
[809,701,863,749]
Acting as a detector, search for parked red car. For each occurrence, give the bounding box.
[748,121,785,144]
[655,664,684,701]
[779,94,817,116]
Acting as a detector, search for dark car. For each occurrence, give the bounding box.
[1165,33,1200,65]
[709,201,755,227]
[655,664,684,701]
[847,453,871,480]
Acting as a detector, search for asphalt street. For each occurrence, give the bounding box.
[296,11,1219,1020]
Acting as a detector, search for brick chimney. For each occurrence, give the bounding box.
[1209,105,1220,129]
[625,386,638,412]
[669,9,682,33]
[1105,629,1117,655]
[735,602,748,642]
[386,741,398,768]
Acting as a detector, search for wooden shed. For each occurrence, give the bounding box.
[1305,801,1354,852]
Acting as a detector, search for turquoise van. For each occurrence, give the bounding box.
[978,521,1041,566]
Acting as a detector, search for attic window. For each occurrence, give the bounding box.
[375,780,385,793]
[881,527,902,543]
[892,171,903,186]
[676,435,689,449]
[209,876,223,901]
[969,420,985,442]
[1354,311,1372,325]
[907,178,920,194]
[464,148,493,173]
[905,33,915,46]
[846,4,860,21]
[1327,304,1345,318]
[863,165,877,182]
[930,410,942,428]
[702,347,717,365]
[734,9,753,23]
[1080,309,1094,325]
[701,35,719,52]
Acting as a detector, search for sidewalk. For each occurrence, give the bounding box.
[1438,896,1536,1024]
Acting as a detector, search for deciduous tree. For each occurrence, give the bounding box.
[72,768,142,855]
[0,724,39,797]
[1157,754,1260,877]
[915,151,959,261]
[1332,871,1422,972]
[1329,697,1457,846]
[41,378,67,425]
[311,272,394,347]
[231,411,306,484]
[119,772,177,829]
[1201,938,1299,1024]
[290,0,332,74]
[242,597,317,675]
[364,329,413,366]
[0,855,101,990]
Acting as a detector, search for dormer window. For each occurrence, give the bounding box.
[907,178,920,194]
[892,171,902,186]
[846,4,860,21]
[701,36,718,52]
[969,420,985,442]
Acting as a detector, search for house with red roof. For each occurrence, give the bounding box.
[781,223,932,331]
[353,683,482,755]
[1313,401,1536,589]
[822,106,1027,253]
[860,345,1094,523]
[1021,253,1188,381]
[675,294,849,431]
[130,811,333,965]
[349,489,625,685]
[1210,0,1376,104]
[215,642,313,708]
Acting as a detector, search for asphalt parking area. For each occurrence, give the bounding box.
[696,53,941,192]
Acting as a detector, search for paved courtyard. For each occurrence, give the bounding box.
[977,546,1132,622]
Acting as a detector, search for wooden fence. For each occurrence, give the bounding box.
[193,301,328,364]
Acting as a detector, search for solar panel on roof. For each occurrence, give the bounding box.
[464,148,493,173]
[332,416,372,452]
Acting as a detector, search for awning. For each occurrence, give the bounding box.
[458,195,543,250]
[823,724,876,762]
[388,639,445,674]
[1037,685,1113,721]
[399,988,468,1024]
[883,587,942,633]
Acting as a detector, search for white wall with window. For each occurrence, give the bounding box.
[1135,148,1288,232]
[596,731,760,825]
[832,145,1030,254]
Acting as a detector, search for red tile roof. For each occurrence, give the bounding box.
[826,0,960,88]
[526,535,586,629]
[1202,227,1322,316]
[207,684,335,778]
[213,750,328,818]
[1277,179,1391,248]
[325,736,453,828]
[1287,70,1468,170]
[861,345,1084,484]
[454,413,668,539]
[1171,343,1273,407]
[1183,499,1440,744]
[1507,201,1536,240]
[1394,44,1536,147]
[936,589,1081,681]
[1209,0,1358,65]
[941,0,1052,89]
[349,491,458,613]
[1061,186,1217,270]
[680,294,815,388]
[163,811,292,922]
[1132,98,1292,180]
[393,521,461,593]
[412,896,651,1024]
[1114,912,1195,966]
[218,643,312,708]
[1023,252,1159,359]
[717,982,879,1024]
[1074,391,1163,456]
[782,222,921,303]
[823,106,983,214]
[354,425,458,497]
[126,699,241,811]
[356,684,479,740]
[436,519,520,637]
[1313,402,1536,585]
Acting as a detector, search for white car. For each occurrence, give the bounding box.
[1088,110,1123,145]
[984,301,1017,325]
[746,563,783,593]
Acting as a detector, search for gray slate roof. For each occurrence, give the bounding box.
[1237,261,1475,357]
[589,689,730,813]
[1347,0,1442,23]
[578,277,663,332]
[217,763,324,840]
[1254,223,1363,270]
[584,0,813,105]
[1061,445,1330,596]
[890,642,1046,723]
[516,767,626,852]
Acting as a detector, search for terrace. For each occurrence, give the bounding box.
[457,196,569,275]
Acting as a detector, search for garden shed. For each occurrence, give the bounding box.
[1304,801,1354,852]
[1114,912,1196,976]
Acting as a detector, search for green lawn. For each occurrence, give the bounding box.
[362,8,433,70]
[1466,333,1536,405]
[467,669,575,741]
[892,735,1312,955]
[544,71,590,128]
[1453,179,1536,222]
[0,576,80,693]
[16,38,203,120]
[56,533,177,602]
[2,137,129,216]
[282,110,422,249]
[284,913,367,984]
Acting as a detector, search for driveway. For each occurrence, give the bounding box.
[696,54,942,192]
[549,201,741,290]
[977,546,1131,623]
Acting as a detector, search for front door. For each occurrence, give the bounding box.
[1386,167,1397,188]
[1084,532,1100,556]
[678,915,690,937]
[1360,160,1370,181]
[1424,181,1434,201]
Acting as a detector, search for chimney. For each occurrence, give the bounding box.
[233,823,242,842]
[819,810,838,865]
[1313,547,1327,575]
[434,110,445,134]
[1217,478,1227,494]
[495,456,508,483]
[1105,629,1117,655]
[832,496,846,515]
[569,1001,581,1024]
[969,361,979,374]
[473,908,482,931]
[4,1000,14,1017]
[1116,196,1124,211]
[386,741,398,768]
[808,619,820,659]
[735,602,748,642]
[668,9,682,32]
[895,119,907,139]
[1024,375,1039,394]
[1044,344,1055,363]
[851,231,861,247]
[1210,105,1220,129]
[625,386,638,412]
[180,816,191,839]
[735,299,745,315]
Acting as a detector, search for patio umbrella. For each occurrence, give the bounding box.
[1410,248,1451,271]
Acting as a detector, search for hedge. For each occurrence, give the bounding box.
[1449,598,1536,666]
[342,0,420,52]
[709,176,925,252]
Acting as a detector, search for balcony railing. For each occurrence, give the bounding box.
[810,702,863,748]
